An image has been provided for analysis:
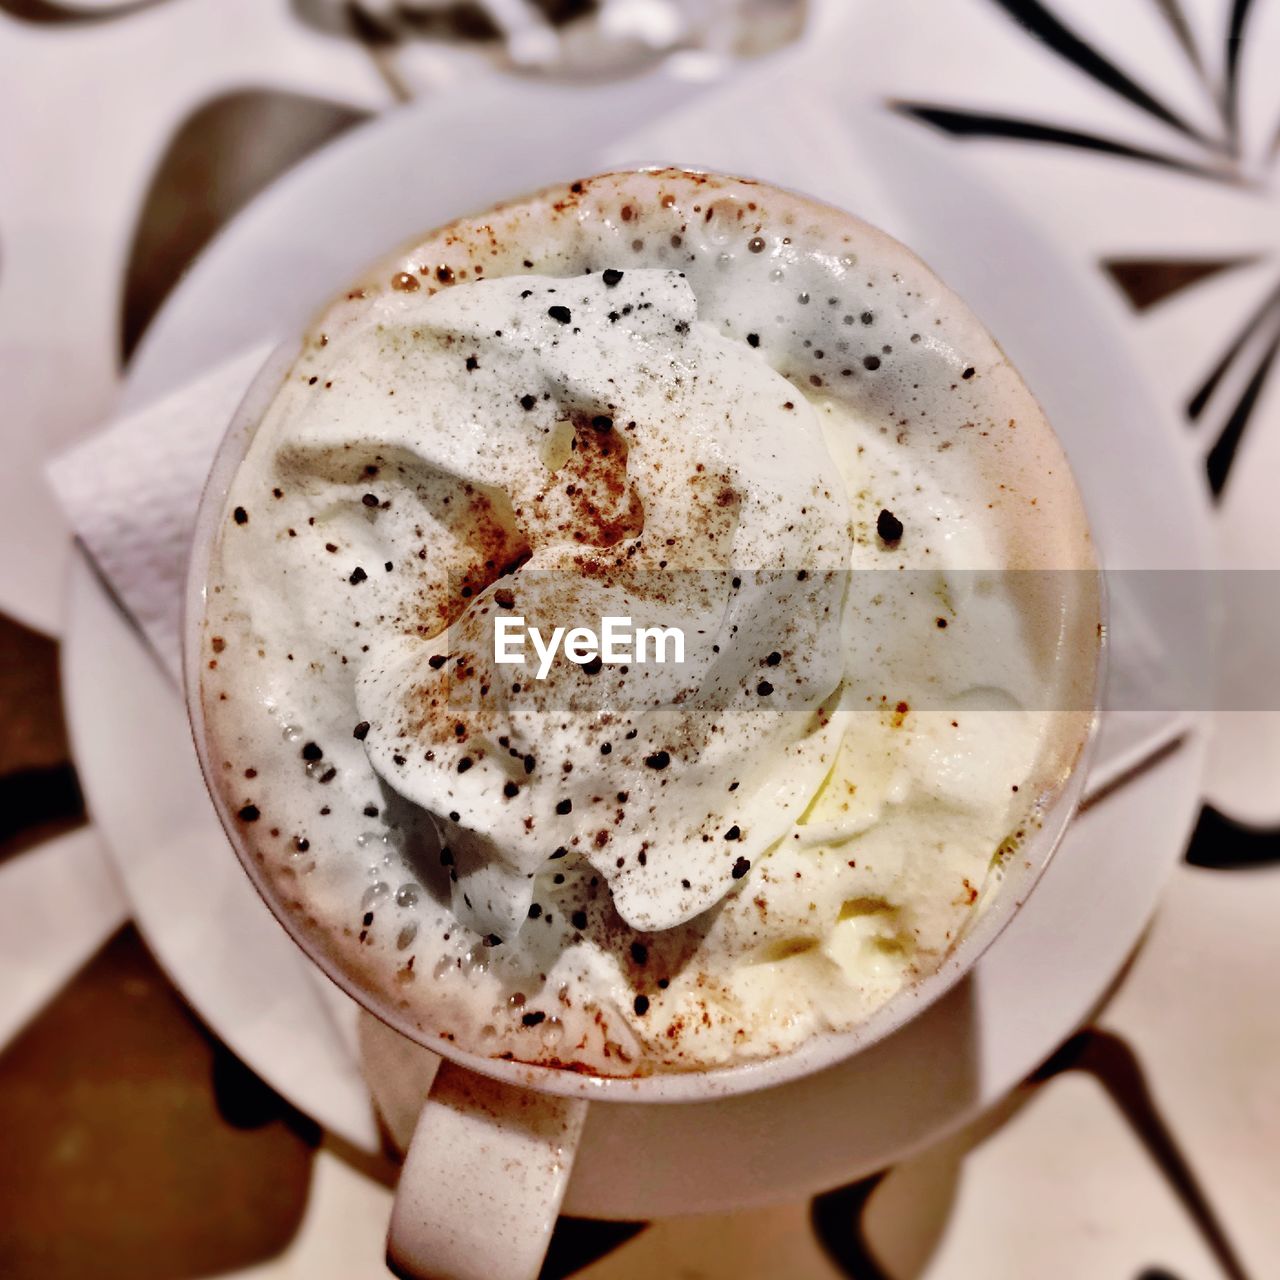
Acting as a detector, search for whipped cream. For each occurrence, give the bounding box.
[345,269,851,942]
[201,171,1096,1075]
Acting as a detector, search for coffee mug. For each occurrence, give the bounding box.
[183,169,1102,1280]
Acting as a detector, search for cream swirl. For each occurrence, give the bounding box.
[267,268,852,937]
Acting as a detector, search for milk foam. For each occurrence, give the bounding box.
[201,170,1096,1074]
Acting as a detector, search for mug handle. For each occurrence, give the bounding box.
[387,1060,588,1280]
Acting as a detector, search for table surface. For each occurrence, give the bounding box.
[1,2,1278,1277]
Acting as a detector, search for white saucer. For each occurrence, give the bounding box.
[63,64,1213,1218]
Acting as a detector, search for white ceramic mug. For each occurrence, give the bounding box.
[183,169,1103,1280]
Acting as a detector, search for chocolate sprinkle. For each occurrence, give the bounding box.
[877,508,904,544]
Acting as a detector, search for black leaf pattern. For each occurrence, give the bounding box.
[987,0,1227,149]
[540,1218,646,1280]
[899,0,1280,500]
[1152,0,1207,79]
[0,765,85,864]
[0,926,317,1275]
[1206,325,1280,495]
[811,1029,1250,1280]
[1103,257,1257,311]
[1186,280,1280,421]
[1221,0,1257,148]
[1186,804,1280,868]
[809,1174,891,1280]
[1032,1032,1249,1280]
[891,103,1245,184]
[0,0,170,23]
[0,612,86,865]
[120,90,368,366]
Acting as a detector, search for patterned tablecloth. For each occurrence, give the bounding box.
[0,1,1276,1277]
